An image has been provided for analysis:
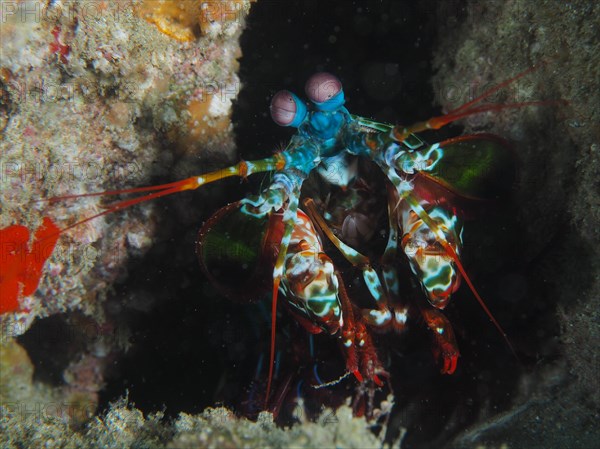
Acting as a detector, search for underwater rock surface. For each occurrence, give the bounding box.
[1,0,253,431]
[432,1,599,447]
[1,398,391,449]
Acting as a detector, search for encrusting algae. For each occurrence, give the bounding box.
[137,0,254,42]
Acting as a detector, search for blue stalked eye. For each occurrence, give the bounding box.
[305,72,345,111]
[270,90,307,127]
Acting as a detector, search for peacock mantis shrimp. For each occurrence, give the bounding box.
[1,65,552,414]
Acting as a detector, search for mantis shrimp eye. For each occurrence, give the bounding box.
[304,72,345,110]
[270,90,307,127]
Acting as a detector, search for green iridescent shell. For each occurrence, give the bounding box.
[196,202,283,301]
[419,134,516,200]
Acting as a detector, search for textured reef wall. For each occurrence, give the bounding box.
[1,398,392,449]
[432,1,599,447]
[1,0,248,326]
[1,0,254,431]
